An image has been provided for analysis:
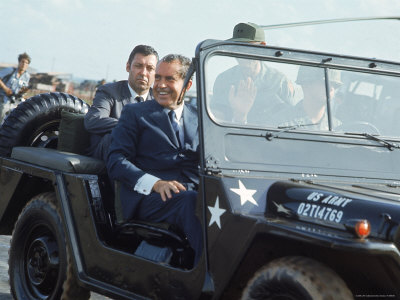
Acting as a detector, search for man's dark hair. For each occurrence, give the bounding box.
[18,52,31,64]
[159,54,191,79]
[127,45,159,65]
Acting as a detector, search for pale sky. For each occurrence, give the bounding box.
[2,0,400,81]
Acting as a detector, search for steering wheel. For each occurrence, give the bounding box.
[336,121,381,135]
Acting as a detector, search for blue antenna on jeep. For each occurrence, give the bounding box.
[260,16,400,29]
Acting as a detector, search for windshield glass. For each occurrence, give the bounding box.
[206,54,400,137]
[264,18,400,62]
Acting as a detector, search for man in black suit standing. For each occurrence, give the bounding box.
[84,45,158,161]
[107,54,202,265]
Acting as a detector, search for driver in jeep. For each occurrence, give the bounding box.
[282,66,343,130]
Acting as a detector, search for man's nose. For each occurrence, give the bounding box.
[141,67,150,76]
[157,79,167,88]
[136,67,145,76]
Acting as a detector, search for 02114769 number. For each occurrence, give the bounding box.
[297,202,343,223]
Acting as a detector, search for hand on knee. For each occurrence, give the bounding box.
[153,180,187,202]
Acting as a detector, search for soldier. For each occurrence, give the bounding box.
[0,52,31,122]
[211,22,295,124]
[283,66,343,130]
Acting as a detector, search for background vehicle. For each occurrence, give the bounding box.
[1,25,400,299]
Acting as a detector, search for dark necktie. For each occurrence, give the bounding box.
[135,96,144,102]
[169,110,182,147]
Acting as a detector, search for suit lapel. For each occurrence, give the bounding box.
[147,102,197,148]
[148,104,179,147]
[182,104,198,147]
[121,81,135,104]
[147,88,154,101]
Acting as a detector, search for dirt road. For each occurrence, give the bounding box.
[0,236,11,299]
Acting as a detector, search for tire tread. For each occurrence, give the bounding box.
[0,92,88,156]
[242,256,353,300]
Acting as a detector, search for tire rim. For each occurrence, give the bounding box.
[24,229,60,298]
[29,120,60,148]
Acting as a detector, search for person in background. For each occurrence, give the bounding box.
[107,54,202,266]
[0,52,31,122]
[84,45,158,161]
[98,79,106,86]
[211,22,295,124]
[282,66,342,130]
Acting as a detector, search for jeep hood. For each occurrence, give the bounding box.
[266,180,400,240]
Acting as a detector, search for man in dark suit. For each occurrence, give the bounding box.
[84,45,158,161]
[107,54,202,265]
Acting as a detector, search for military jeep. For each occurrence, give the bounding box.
[1,35,400,300]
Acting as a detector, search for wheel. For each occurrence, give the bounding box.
[242,256,353,300]
[9,192,90,300]
[0,92,89,157]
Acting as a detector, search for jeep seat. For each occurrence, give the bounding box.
[111,181,194,268]
[11,147,105,174]
[10,108,105,174]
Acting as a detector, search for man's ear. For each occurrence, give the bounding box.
[185,80,193,91]
[126,62,130,72]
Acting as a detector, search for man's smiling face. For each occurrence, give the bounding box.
[153,60,188,110]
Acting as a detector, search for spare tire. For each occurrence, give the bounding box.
[0,92,89,157]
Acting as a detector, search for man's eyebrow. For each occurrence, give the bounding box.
[154,74,177,80]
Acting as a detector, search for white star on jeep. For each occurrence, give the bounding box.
[230,180,258,206]
[208,197,226,229]
[273,201,291,215]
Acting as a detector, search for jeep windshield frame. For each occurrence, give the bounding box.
[195,40,400,182]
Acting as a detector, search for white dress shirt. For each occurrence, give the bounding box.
[127,82,149,101]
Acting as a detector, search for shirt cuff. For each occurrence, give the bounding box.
[134,174,160,195]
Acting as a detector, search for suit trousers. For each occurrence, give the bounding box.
[135,190,203,265]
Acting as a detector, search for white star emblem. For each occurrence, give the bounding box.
[230,180,258,206]
[273,201,291,215]
[208,197,226,229]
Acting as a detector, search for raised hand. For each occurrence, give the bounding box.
[228,77,257,123]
